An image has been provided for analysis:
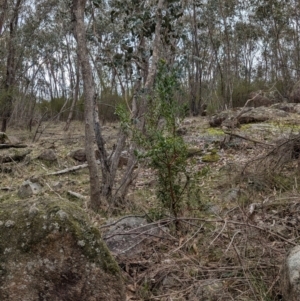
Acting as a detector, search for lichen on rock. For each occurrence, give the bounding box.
[0,198,125,301]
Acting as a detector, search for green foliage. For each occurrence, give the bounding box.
[142,61,196,220]
[115,102,131,130]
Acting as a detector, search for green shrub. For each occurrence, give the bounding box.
[143,60,195,223]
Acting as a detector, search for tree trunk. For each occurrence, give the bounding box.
[72,0,103,211]
[1,0,22,132]
[113,0,165,205]
[132,0,165,128]
[64,63,80,131]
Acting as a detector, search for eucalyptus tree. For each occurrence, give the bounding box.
[0,0,73,129]
[183,0,212,115]
[0,0,24,131]
[250,0,293,94]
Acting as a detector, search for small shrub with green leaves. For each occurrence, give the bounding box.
[143,60,196,221]
[116,61,202,224]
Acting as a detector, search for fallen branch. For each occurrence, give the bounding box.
[46,163,88,175]
[0,149,31,163]
[223,131,274,146]
[0,187,14,191]
[67,190,87,200]
[0,144,27,149]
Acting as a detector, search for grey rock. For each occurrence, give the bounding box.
[38,149,57,162]
[103,217,168,258]
[209,106,290,128]
[281,245,300,301]
[52,181,63,191]
[18,179,43,199]
[0,198,125,301]
[69,148,101,162]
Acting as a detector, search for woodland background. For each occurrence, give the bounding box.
[1,0,300,130]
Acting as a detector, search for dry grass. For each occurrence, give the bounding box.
[2,117,300,300]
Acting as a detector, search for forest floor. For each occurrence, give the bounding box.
[2,111,300,300]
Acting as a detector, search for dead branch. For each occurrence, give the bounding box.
[46,163,88,175]
[0,149,31,163]
[67,190,87,200]
[0,144,27,149]
[0,187,14,191]
[223,131,274,147]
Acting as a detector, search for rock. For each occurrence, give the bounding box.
[7,135,20,144]
[103,217,168,258]
[0,132,11,144]
[271,102,297,113]
[238,107,288,124]
[188,279,227,300]
[176,127,187,136]
[247,92,273,107]
[0,149,31,163]
[69,148,86,162]
[281,245,300,301]
[223,188,240,202]
[209,110,233,127]
[69,148,100,162]
[294,104,300,114]
[38,149,57,162]
[209,106,290,128]
[118,154,128,169]
[0,198,125,301]
[52,181,63,191]
[290,85,300,103]
[18,179,43,198]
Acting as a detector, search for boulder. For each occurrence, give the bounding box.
[103,217,168,258]
[238,106,288,124]
[0,198,125,301]
[271,102,297,113]
[69,148,100,163]
[38,149,57,163]
[247,92,273,107]
[18,179,43,198]
[281,245,300,301]
[290,86,300,103]
[209,106,289,128]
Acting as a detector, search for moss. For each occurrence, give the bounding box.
[240,124,252,131]
[187,147,203,157]
[268,121,300,133]
[206,128,225,136]
[0,198,120,275]
[202,152,220,162]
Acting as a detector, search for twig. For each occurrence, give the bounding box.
[233,242,259,301]
[104,230,175,241]
[169,224,204,254]
[45,182,64,200]
[165,217,297,246]
[99,214,147,229]
[225,230,242,253]
[209,218,227,247]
